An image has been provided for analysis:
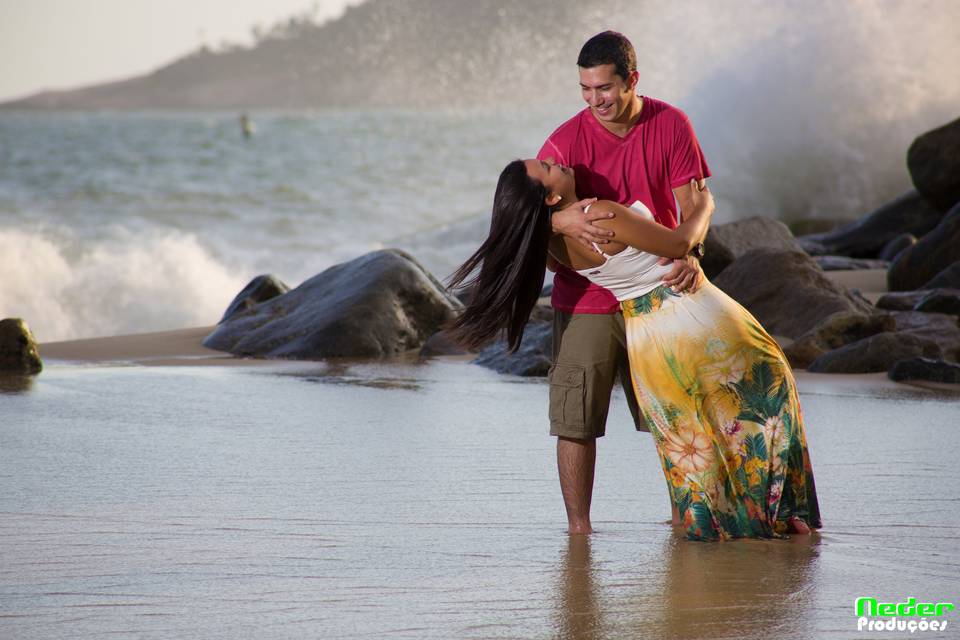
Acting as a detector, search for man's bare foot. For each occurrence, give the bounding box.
[671,504,681,526]
[786,516,811,534]
[568,521,593,535]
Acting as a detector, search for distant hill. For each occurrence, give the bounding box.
[3,0,625,110]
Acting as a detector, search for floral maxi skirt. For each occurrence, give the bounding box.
[621,282,822,541]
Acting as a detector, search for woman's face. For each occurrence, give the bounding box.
[524,158,575,205]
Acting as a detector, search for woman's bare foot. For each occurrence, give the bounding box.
[786,516,811,534]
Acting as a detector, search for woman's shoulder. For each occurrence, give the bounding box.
[588,199,619,213]
[583,200,621,227]
[590,199,644,217]
[590,200,659,239]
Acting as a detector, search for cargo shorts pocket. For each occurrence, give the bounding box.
[548,363,586,428]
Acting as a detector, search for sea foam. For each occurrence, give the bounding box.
[0,226,245,342]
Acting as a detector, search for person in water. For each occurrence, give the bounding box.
[539,30,709,537]
[449,158,821,541]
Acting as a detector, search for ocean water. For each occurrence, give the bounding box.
[3,4,960,343]
[0,106,928,344]
[2,362,958,639]
[0,109,565,342]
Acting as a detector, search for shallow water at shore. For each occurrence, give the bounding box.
[2,361,959,639]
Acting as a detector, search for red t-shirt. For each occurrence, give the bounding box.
[538,97,711,313]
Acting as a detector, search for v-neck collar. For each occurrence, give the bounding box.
[585,95,648,143]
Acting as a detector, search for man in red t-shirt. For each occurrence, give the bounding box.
[540,31,712,534]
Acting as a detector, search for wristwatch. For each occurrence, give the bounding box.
[689,242,705,259]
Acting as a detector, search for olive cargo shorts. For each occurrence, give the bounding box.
[548,310,647,438]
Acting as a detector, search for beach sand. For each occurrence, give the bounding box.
[39,326,244,366]
[823,267,887,303]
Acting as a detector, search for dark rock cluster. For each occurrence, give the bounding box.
[473,116,960,385]
[205,117,960,386]
[788,116,960,384]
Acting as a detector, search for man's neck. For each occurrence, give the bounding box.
[596,95,644,138]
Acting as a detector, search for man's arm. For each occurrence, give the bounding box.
[658,104,712,292]
[675,178,709,241]
[660,178,712,292]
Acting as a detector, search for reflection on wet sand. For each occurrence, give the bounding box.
[653,535,820,638]
[553,532,820,639]
[555,536,603,640]
[266,362,424,390]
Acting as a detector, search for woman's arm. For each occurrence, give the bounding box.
[592,180,714,258]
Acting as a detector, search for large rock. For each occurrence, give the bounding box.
[877,233,916,262]
[922,261,960,289]
[797,190,943,257]
[219,274,290,323]
[701,217,802,279]
[888,202,960,291]
[813,256,889,271]
[782,311,895,369]
[907,116,960,212]
[204,249,462,359]
[712,249,874,340]
[914,289,960,315]
[890,310,960,361]
[807,332,942,374]
[876,289,960,315]
[876,291,929,311]
[0,318,43,374]
[888,357,960,384]
[472,321,552,377]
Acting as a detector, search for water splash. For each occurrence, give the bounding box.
[334,0,959,218]
[0,226,245,342]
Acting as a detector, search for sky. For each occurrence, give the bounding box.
[0,0,361,102]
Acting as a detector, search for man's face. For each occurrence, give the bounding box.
[579,64,638,124]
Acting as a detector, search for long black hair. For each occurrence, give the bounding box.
[447,160,553,352]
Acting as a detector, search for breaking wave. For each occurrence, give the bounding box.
[0,226,246,342]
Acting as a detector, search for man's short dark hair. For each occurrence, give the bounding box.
[577,31,637,82]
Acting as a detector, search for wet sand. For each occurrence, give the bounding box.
[38,326,241,366]
[3,358,958,639]
[8,275,959,639]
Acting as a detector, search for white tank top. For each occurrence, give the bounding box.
[574,200,674,302]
